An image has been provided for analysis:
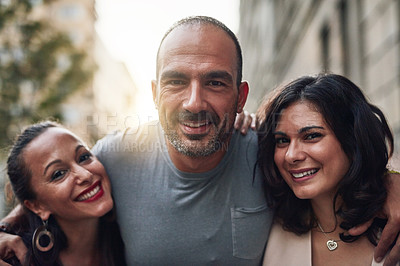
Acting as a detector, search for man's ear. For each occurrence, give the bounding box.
[237,81,249,113]
[24,200,51,221]
[152,80,158,109]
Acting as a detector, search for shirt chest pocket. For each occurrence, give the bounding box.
[231,204,273,260]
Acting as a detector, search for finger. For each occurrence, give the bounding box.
[382,236,400,266]
[13,244,27,265]
[0,234,28,265]
[240,111,251,135]
[348,219,373,236]
[375,222,400,262]
[0,260,11,266]
[250,113,256,130]
[234,111,244,130]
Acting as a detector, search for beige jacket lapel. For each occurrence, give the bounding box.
[263,222,312,266]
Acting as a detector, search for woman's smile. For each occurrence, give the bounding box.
[75,181,104,202]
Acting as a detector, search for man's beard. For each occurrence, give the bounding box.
[160,106,237,157]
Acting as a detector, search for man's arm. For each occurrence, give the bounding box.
[375,172,400,266]
[0,205,28,264]
[348,172,400,266]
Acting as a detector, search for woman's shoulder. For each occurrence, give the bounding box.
[263,222,312,266]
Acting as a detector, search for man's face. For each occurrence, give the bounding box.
[152,24,248,157]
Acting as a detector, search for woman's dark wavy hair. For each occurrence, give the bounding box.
[256,73,393,245]
[7,121,126,266]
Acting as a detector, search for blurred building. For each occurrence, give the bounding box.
[239,0,400,166]
[0,0,138,215]
[31,0,138,144]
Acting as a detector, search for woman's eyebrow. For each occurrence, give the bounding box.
[44,160,61,175]
[272,131,287,136]
[298,126,324,134]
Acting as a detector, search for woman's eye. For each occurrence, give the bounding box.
[275,137,289,145]
[51,170,67,181]
[305,132,322,140]
[79,153,92,163]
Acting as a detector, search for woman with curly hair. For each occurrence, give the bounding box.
[257,73,395,265]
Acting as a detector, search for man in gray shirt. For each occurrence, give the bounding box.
[93,16,272,265]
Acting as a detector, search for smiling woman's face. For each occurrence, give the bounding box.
[273,101,350,201]
[23,127,113,224]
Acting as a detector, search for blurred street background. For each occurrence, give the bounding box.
[0,0,399,215]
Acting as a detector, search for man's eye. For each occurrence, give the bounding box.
[208,81,224,86]
[51,170,67,181]
[169,80,184,85]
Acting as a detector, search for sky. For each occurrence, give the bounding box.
[95,0,240,116]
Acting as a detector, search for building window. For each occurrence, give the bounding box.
[29,0,43,6]
[320,23,330,72]
[338,0,349,75]
[57,4,85,20]
[0,0,11,7]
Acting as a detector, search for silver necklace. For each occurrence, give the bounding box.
[316,221,342,251]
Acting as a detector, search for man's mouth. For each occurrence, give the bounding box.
[181,121,211,128]
[176,111,219,137]
[177,111,219,126]
[180,121,212,137]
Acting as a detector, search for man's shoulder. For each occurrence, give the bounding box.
[235,129,258,152]
[100,121,159,142]
[225,129,259,172]
[92,121,161,155]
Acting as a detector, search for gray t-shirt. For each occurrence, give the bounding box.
[93,122,273,265]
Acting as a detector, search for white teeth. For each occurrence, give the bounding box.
[292,169,317,178]
[77,185,100,201]
[182,121,208,127]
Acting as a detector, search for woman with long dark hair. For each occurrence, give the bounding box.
[5,121,126,265]
[257,73,395,265]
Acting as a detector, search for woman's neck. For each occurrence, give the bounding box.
[310,195,375,266]
[310,195,339,231]
[57,218,100,266]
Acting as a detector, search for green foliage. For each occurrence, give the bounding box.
[0,0,95,150]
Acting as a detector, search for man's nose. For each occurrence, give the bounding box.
[182,81,207,113]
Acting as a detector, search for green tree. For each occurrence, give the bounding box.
[0,0,95,150]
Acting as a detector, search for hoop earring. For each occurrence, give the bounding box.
[32,219,54,252]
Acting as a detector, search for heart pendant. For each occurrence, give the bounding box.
[326,240,338,251]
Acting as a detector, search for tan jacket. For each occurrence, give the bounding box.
[263,222,387,266]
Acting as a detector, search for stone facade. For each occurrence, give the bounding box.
[239,0,400,166]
